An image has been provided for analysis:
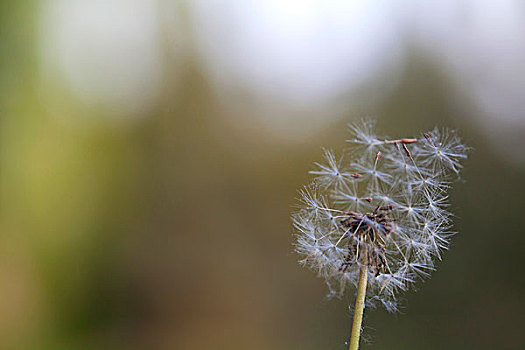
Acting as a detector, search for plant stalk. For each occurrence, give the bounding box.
[348,261,368,350]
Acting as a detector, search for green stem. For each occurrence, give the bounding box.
[348,261,368,350]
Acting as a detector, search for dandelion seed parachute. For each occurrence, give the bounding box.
[293,119,468,312]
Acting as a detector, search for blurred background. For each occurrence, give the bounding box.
[1,1,524,349]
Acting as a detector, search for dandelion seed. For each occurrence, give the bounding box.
[292,119,468,349]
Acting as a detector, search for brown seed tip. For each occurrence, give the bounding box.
[393,142,400,151]
[424,133,432,142]
[351,173,363,179]
[364,197,373,203]
[402,143,412,158]
[376,152,381,160]
[400,138,418,144]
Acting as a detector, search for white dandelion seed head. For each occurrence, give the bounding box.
[292,119,468,312]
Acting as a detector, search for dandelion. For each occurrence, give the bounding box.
[292,119,468,349]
